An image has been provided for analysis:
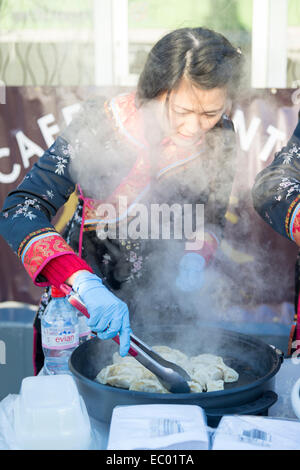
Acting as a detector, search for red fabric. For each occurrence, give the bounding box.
[41,253,93,288]
[23,233,76,283]
[292,210,300,245]
[51,286,66,298]
[32,325,38,376]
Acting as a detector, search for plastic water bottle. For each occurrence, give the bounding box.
[77,311,92,344]
[42,286,79,375]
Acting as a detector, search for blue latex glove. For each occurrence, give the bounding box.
[72,271,131,356]
[175,253,206,292]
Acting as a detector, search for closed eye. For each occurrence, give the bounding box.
[204,112,219,118]
[174,110,190,115]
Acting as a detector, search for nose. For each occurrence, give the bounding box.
[198,115,214,132]
[182,113,200,136]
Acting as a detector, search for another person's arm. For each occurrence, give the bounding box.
[252,117,300,245]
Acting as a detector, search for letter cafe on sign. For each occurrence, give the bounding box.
[0,87,298,308]
[0,93,294,187]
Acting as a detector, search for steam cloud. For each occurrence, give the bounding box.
[62,90,294,344]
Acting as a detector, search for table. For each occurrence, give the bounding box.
[1,357,299,450]
[88,358,300,449]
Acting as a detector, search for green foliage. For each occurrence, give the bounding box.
[288,0,300,26]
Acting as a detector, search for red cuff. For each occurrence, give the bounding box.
[41,254,93,289]
[292,205,300,245]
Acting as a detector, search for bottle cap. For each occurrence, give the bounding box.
[51,286,66,298]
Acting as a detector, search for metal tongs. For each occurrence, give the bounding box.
[60,283,191,393]
[113,332,191,393]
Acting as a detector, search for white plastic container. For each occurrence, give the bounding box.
[14,375,91,450]
[107,404,209,450]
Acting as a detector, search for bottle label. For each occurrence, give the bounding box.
[78,315,91,338]
[42,327,79,350]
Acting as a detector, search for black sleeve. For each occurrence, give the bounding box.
[252,119,300,240]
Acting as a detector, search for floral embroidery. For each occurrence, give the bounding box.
[129,250,137,262]
[12,198,42,220]
[276,177,300,200]
[279,144,300,165]
[54,156,68,175]
[49,141,73,175]
[42,190,54,200]
[122,241,145,280]
[282,154,293,165]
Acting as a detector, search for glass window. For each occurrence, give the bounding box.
[1,0,299,88]
[128,0,252,87]
[287,0,300,87]
[0,0,95,86]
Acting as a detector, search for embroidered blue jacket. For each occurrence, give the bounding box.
[252,119,300,241]
[0,93,237,290]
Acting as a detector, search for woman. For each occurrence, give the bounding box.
[252,113,300,351]
[0,27,243,373]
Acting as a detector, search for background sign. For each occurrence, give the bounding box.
[0,87,299,325]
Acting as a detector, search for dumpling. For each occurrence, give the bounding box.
[200,365,223,381]
[188,381,203,393]
[190,354,224,367]
[112,352,138,366]
[190,369,208,390]
[152,345,189,368]
[190,354,239,384]
[129,379,168,393]
[96,363,145,389]
[96,345,239,393]
[206,379,224,392]
[112,352,157,380]
[222,365,239,382]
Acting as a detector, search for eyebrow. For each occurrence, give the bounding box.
[173,105,224,114]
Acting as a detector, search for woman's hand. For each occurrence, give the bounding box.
[175,253,206,292]
[71,271,131,356]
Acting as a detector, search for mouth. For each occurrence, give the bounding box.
[175,132,204,145]
[178,132,197,140]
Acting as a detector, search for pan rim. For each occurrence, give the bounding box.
[69,327,283,398]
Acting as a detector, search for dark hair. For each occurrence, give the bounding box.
[137,27,244,105]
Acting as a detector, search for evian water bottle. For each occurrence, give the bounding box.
[42,286,79,375]
[78,310,92,344]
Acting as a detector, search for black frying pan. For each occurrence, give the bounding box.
[69,326,283,426]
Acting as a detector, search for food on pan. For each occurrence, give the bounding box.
[95,345,239,393]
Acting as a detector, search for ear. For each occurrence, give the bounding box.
[225,98,232,115]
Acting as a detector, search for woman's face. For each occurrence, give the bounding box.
[157,78,229,147]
